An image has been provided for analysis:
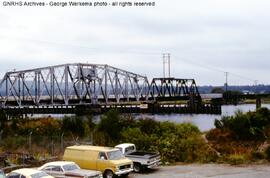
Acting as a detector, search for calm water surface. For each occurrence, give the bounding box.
[136,104,270,131]
[34,104,270,132]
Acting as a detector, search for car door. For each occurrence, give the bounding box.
[96,152,109,172]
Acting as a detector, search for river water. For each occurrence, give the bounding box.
[33,104,270,132]
[136,104,270,132]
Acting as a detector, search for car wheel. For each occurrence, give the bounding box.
[104,170,114,178]
[133,163,141,173]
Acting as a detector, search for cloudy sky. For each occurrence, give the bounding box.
[0,0,270,86]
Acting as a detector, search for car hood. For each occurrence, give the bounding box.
[110,158,132,165]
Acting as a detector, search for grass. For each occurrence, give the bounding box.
[227,154,248,165]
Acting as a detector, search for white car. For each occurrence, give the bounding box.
[7,168,53,178]
[38,161,102,178]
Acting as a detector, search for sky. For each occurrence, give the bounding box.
[0,0,270,86]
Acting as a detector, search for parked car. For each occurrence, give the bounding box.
[63,145,133,178]
[115,143,161,172]
[0,170,6,178]
[6,168,53,178]
[38,161,102,178]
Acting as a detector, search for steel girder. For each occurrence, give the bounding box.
[150,78,200,98]
[0,63,149,107]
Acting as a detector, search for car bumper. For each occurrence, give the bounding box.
[146,160,161,168]
[115,168,133,176]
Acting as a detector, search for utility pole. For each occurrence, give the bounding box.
[168,53,170,78]
[163,54,166,78]
[225,72,228,92]
[224,72,229,104]
[162,53,171,78]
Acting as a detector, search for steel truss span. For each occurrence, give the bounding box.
[150,78,200,98]
[0,63,150,107]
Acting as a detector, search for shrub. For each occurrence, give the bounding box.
[97,110,121,141]
[251,151,265,160]
[62,116,85,137]
[213,108,270,140]
[121,128,158,151]
[227,154,246,165]
[265,146,270,161]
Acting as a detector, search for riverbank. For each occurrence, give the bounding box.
[1,108,270,167]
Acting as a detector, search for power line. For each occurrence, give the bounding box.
[0,35,261,84]
[173,55,258,83]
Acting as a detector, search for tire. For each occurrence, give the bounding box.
[133,163,141,173]
[104,170,114,178]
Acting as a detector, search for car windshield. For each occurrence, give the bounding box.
[107,150,124,160]
[63,164,80,171]
[31,172,49,178]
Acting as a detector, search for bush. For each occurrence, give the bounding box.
[227,154,246,165]
[97,110,122,142]
[213,108,270,140]
[121,128,158,151]
[62,116,86,137]
[251,151,265,160]
[265,146,270,161]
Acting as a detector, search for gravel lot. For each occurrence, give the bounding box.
[129,164,270,178]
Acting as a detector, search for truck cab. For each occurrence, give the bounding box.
[115,143,161,172]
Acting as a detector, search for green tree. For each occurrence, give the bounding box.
[211,87,224,93]
[62,116,85,137]
[97,109,123,143]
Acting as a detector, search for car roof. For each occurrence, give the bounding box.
[66,145,118,152]
[115,143,135,149]
[41,161,76,167]
[12,169,48,177]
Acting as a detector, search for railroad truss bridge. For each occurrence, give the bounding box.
[0,63,221,115]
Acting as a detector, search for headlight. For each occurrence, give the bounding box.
[115,166,120,171]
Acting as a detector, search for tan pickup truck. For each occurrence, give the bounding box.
[63,145,133,178]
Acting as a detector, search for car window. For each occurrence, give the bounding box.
[51,166,63,172]
[31,172,49,178]
[42,166,53,171]
[116,147,122,153]
[7,173,20,178]
[107,150,124,160]
[20,175,26,178]
[63,164,80,171]
[99,152,107,160]
[125,146,135,153]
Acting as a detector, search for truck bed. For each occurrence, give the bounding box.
[127,151,159,159]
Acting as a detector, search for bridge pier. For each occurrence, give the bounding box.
[256,96,262,109]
